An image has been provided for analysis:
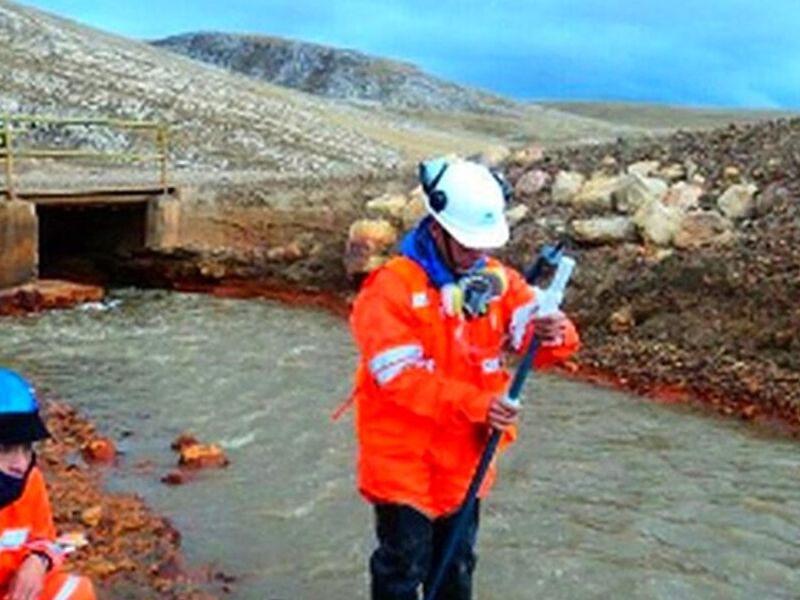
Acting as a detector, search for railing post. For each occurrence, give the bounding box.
[157,125,169,195]
[2,114,14,201]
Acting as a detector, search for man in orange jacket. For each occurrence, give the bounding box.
[0,368,95,600]
[350,158,580,599]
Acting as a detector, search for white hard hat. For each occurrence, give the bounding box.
[420,159,510,249]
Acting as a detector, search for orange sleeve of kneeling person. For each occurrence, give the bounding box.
[21,468,65,572]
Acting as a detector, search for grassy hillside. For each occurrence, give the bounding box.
[543,101,797,130]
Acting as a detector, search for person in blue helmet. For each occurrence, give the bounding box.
[0,368,96,600]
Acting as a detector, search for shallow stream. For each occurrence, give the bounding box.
[3,290,799,599]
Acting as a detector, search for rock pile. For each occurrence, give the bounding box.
[502,117,800,425]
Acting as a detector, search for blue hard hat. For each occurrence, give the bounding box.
[0,368,50,444]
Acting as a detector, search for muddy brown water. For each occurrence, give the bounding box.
[3,290,800,599]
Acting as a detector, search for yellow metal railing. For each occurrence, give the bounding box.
[0,114,169,200]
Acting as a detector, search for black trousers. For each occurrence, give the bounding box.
[370,501,480,600]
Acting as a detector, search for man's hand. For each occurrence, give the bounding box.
[534,310,567,346]
[487,395,519,431]
[8,554,46,600]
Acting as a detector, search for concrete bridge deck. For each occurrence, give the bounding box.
[13,186,178,206]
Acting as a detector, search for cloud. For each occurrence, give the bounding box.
[22,0,800,108]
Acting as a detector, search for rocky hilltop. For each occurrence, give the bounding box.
[152,32,517,114]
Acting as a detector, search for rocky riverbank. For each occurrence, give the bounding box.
[37,398,229,599]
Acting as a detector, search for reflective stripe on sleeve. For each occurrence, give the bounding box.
[509,299,538,350]
[53,575,80,600]
[368,344,429,386]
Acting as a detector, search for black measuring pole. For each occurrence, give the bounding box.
[424,243,564,600]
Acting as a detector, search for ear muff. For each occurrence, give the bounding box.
[490,168,513,204]
[420,162,449,213]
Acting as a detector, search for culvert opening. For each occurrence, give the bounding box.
[37,202,149,285]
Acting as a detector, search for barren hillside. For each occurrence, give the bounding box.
[0,0,656,194]
[0,1,397,180]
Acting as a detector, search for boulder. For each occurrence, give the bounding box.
[81,437,116,464]
[551,171,585,204]
[365,193,408,220]
[573,174,624,212]
[161,470,192,486]
[570,216,636,245]
[170,432,200,451]
[514,169,550,196]
[723,165,741,182]
[344,219,398,275]
[505,204,530,227]
[626,160,660,178]
[633,198,682,246]
[690,173,707,187]
[684,158,699,180]
[197,258,227,279]
[753,182,789,217]
[657,163,686,181]
[600,155,618,171]
[178,443,229,469]
[717,183,758,220]
[663,181,703,212]
[476,145,511,166]
[0,281,105,316]
[265,241,304,262]
[401,186,428,230]
[80,505,103,528]
[612,174,668,214]
[609,305,635,333]
[509,144,544,165]
[673,211,735,249]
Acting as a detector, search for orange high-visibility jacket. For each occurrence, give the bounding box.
[0,467,95,600]
[350,256,579,517]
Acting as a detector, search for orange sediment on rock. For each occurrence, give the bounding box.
[39,399,228,599]
[163,433,230,483]
[0,279,104,316]
[174,278,351,318]
[177,444,229,470]
[80,437,117,464]
[557,362,800,437]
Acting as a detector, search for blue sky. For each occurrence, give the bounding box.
[22,0,800,108]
